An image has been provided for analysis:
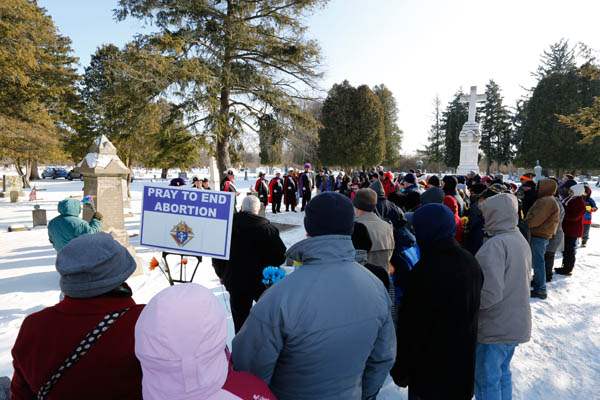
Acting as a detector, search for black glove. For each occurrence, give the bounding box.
[92,211,103,221]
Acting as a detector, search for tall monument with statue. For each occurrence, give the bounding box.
[457,86,486,175]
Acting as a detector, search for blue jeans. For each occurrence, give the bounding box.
[530,236,549,293]
[475,343,517,400]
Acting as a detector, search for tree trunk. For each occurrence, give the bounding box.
[125,155,132,199]
[30,159,41,180]
[15,159,31,188]
[215,0,233,179]
[161,168,168,179]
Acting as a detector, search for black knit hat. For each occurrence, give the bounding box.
[304,192,355,237]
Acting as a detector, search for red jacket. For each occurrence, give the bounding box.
[562,196,586,238]
[443,195,464,243]
[11,296,144,400]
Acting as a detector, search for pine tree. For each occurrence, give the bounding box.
[516,41,600,172]
[480,80,514,173]
[115,0,327,176]
[0,0,79,186]
[319,81,384,168]
[442,91,468,169]
[259,114,284,166]
[534,39,576,79]
[373,84,402,166]
[422,95,444,165]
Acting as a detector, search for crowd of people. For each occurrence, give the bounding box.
[7,166,597,400]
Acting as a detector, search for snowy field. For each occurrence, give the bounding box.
[0,175,599,399]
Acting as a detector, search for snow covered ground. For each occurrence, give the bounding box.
[0,177,598,399]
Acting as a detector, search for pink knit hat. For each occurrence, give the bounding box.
[135,283,238,400]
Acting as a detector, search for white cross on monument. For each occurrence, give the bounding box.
[456,85,486,175]
[460,86,487,123]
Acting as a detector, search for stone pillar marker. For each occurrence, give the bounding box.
[78,135,142,274]
[457,86,487,175]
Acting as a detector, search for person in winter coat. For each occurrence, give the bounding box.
[213,196,286,333]
[464,183,488,256]
[582,185,597,247]
[11,233,143,400]
[525,179,560,299]
[232,192,396,400]
[283,169,298,212]
[354,189,395,272]
[443,191,464,243]
[135,283,275,400]
[382,171,396,197]
[351,222,391,290]
[544,181,565,283]
[420,175,444,205]
[442,175,466,216]
[517,180,537,218]
[48,199,102,252]
[298,163,313,211]
[555,183,587,276]
[255,172,270,207]
[475,194,532,400]
[391,204,483,400]
[221,170,239,209]
[269,171,284,214]
[400,173,421,194]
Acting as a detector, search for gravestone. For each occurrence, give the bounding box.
[457,86,486,175]
[1,175,23,198]
[78,135,142,275]
[32,205,47,227]
[534,160,543,183]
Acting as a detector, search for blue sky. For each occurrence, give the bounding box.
[39,0,600,154]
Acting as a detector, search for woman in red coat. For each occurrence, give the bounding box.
[556,183,587,276]
[443,194,464,243]
[11,233,144,400]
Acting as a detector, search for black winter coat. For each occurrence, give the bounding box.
[391,238,483,400]
[213,212,286,293]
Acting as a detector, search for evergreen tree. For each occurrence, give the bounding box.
[258,114,284,166]
[442,90,468,169]
[516,41,600,172]
[422,95,444,165]
[0,0,79,186]
[373,84,402,166]
[115,0,327,176]
[319,81,384,168]
[480,80,514,173]
[534,39,576,79]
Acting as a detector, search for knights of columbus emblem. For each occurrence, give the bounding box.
[171,221,194,247]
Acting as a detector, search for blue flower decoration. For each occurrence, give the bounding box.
[262,266,286,287]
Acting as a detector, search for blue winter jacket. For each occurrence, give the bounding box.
[232,235,396,400]
[48,199,102,252]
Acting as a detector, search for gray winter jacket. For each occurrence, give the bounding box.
[546,197,565,253]
[355,212,395,270]
[476,194,532,344]
[232,235,396,400]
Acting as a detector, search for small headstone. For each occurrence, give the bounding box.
[178,172,188,180]
[534,160,543,183]
[9,191,19,203]
[8,224,27,232]
[1,175,23,198]
[32,205,47,227]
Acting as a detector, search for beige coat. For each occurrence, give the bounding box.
[355,212,394,270]
[526,179,560,239]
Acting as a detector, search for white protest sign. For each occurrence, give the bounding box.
[140,185,235,259]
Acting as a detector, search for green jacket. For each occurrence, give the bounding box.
[48,199,102,251]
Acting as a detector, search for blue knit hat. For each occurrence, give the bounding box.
[56,232,136,298]
[412,203,456,247]
[304,192,355,237]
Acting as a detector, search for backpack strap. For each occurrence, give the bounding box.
[36,308,130,400]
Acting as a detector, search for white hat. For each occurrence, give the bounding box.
[571,183,586,197]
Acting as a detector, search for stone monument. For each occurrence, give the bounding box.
[534,160,543,183]
[457,86,486,175]
[78,135,142,274]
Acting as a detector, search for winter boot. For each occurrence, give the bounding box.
[530,290,547,300]
[554,267,572,276]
